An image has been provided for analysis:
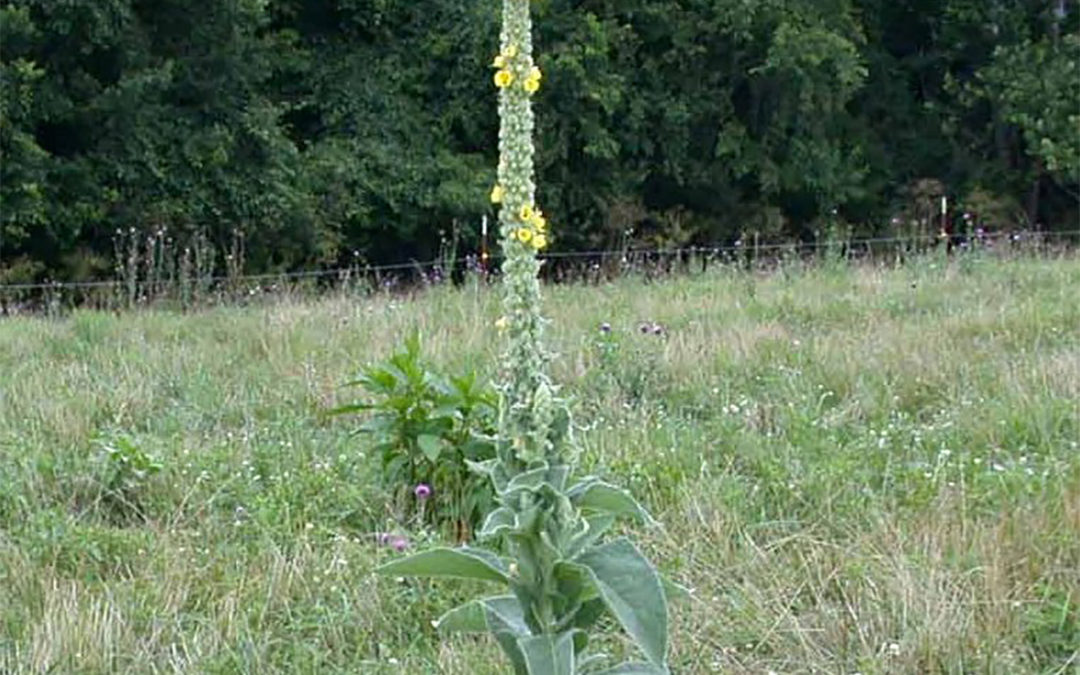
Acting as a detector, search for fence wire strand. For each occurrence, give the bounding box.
[1,229,1078,292]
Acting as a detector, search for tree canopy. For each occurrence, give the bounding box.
[1,0,1077,282]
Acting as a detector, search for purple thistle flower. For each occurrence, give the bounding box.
[392,536,409,552]
[414,483,432,500]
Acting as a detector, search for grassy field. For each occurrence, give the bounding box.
[1,255,1078,674]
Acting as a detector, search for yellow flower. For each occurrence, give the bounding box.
[532,233,548,250]
[494,69,514,88]
[523,77,540,94]
[490,184,504,204]
[502,44,518,58]
[495,316,509,330]
[518,204,534,222]
[529,66,542,81]
[492,54,507,69]
[532,214,547,232]
[515,227,533,243]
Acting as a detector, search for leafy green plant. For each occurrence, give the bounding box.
[95,435,162,521]
[382,456,670,674]
[375,1,672,672]
[335,332,497,538]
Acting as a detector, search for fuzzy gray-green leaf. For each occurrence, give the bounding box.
[436,595,529,635]
[572,481,655,525]
[479,506,518,539]
[376,547,508,584]
[578,538,668,667]
[592,662,670,675]
[518,632,575,675]
[567,513,616,560]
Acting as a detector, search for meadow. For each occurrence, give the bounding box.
[1,254,1078,674]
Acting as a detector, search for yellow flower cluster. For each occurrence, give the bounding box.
[492,44,519,88]
[513,203,548,250]
[523,66,541,94]
[491,44,541,94]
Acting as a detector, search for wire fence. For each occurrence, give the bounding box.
[1,228,1078,314]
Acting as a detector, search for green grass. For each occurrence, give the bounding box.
[2,255,1078,673]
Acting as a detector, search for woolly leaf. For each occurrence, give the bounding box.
[578,538,668,667]
[377,547,508,584]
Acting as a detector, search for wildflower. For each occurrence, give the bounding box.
[515,227,533,243]
[492,54,507,69]
[490,184,504,204]
[495,316,509,330]
[531,233,547,250]
[518,204,534,222]
[392,536,409,552]
[502,44,518,58]
[414,483,432,499]
[494,69,514,88]
[523,66,542,93]
[531,213,546,231]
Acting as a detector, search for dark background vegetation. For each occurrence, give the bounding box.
[1,0,1077,283]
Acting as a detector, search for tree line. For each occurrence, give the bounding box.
[1,0,1077,283]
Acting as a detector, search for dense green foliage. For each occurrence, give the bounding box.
[1,0,1077,281]
[333,333,498,538]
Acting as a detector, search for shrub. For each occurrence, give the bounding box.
[335,332,497,539]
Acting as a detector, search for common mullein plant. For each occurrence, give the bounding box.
[377,1,671,673]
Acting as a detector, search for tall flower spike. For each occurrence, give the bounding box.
[496,0,550,466]
[376,2,670,672]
